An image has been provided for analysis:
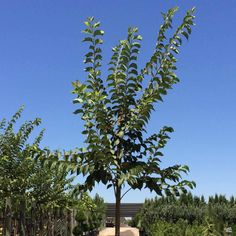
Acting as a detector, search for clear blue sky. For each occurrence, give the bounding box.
[0,0,236,203]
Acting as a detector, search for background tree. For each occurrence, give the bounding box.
[71,7,196,236]
[0,107,75,236]
[0,106,42,236]
[73,193,106,236]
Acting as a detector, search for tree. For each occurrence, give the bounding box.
[0,106,43,236]
[0,107,74,236]
[72,7,196,236]
[30,154,75,236]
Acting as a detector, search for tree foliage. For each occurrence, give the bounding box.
[72,7,196,197]
[0,107,74,235]
[149,219,204,236]
[73,193,106,236]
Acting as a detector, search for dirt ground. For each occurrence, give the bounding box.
[99,227,139,236]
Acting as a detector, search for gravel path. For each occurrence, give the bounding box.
[99,227,139,236]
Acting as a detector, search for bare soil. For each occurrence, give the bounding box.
[99,227,139,236]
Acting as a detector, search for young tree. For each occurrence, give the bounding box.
[73,193,106,236]
[0,107,74,236]
[0,106,43,236]
[72,7,196,236]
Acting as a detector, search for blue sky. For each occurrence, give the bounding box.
[0,0,236,203]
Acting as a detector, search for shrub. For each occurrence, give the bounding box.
[73,193,105,236]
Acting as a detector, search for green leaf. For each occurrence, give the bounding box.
[182,31,189,40]
[73,98,83,103]
[134,35,142,40]
[82,29,93,34]
[84,21,90,27]
[95,39,103,44]
[82,37,93,42]
[94,30,104,36]
[117,131,124,138]
[74,109,83,114]
[82,130,89,135]
[114,139,120,146]
[88,16,94,22]
[107,184,113,189]
[93,21,100,28]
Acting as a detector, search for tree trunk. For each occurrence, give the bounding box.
[67,209,73,236]
[47,210,54,236]
[3,197,12,236]
[19,199,26,236]
[115,185,121,236]
[39,209,44,236]
[29,203,36,236]
[12,219,16,236]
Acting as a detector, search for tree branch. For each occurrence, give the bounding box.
[120,187,132,200]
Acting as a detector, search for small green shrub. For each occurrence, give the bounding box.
[73,193,106,236]
[149,220,204,236]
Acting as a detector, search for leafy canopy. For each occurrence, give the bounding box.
[71,7,196,197]
[0,106,74,210]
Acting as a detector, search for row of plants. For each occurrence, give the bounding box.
[0,107,70,235]
[0,107,105,236]
[131,193,236,235]
[148,219,236,236]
